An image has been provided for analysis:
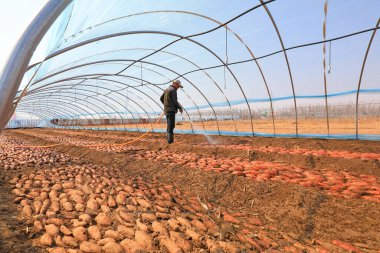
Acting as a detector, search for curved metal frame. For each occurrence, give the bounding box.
[22,61,211,133]
[6,0,378,140]
[259,0,298,136]
[0,0,72,131]
[39,9,275,134]
[22,89,135,131]
[19,96,108,131]
[17,102,91,131]
[24,75,194,134]
[322,0,330,135]
[17,106,87,130]
[355,18,380,139]
[27,83,157,131]
[28,30,255,135]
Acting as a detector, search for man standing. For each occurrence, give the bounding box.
[160,80,183,144]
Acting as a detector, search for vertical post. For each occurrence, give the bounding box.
[259,0,299,137]
[0,0,72,132]
[355,18,380,139]
[322,0,330,136]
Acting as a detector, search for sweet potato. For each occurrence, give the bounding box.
[102,242,124,253]
[45,224,59,237]
[160,238,183,253]
[135,231,153,250]
[62,236,78,247]
[117,225,134,239]
[80,241,102,253]
[40,233,54,246]
[170,231,191,252]
[120,239,146,253]
[332,240,363,253]
[152,221,168,237]
[95,213,112,226]
[97,238,116,246]
[223,214,240,224]
[72,226,88,242]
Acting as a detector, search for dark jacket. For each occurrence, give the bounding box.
[160,85,182,114]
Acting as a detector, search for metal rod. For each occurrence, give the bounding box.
[0,0,72,132]
[29,83,156,130]
[322,0,330,135]
[259,0,298,137]
[355,18,380,139]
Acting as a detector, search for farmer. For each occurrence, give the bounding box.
[160,80,184,144]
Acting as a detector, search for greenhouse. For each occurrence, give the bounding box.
[0,1,379,252]
[1,0,379,139]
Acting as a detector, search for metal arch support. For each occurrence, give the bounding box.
[29,82,158,131]
[66,77,189,134]
[75,78,164,114]
[15,109,70,130]
[322,0,330,135]
[20,94,110,131]
[23,74,163,120]
[0,0,72,132]
[82,80,160,121]
[259,0,299,137]
[23,65,204,134]
[24,60,206,134]
[82,78,186,134]
[116,33,252,135]
[21,91,125,132]
[32,30,254,135]
[38,8,273,135]
[17,106,87,131]
[27,54,224,136]
[15,109,64,128]
[23,85,143,132]
[128,11,273,134]
[19,96,100,124]
[17,104,89,131]
[18,96,105,131]
[129,48,238,134]
[355,18,380,140]
[18,104,91,131]
[24,74,195,135]
[24,77,157,132]
[79,74,203,134]
[20,92,116,131]
[18,98,88,121]
[97,74,208,133]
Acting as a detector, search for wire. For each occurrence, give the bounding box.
[172,26,380,80]
[114,0,276,75]
[141,62,143,85]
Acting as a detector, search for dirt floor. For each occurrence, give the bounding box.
[1,128,379,252]
[72,117,380,135]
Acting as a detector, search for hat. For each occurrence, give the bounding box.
[173,79,183,88]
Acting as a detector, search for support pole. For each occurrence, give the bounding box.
[0,0,72,132]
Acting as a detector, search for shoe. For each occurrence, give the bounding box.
[168,133,174,144]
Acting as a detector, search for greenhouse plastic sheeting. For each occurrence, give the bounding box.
[12,0,380,139]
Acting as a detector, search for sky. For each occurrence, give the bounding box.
[0,0,47,73]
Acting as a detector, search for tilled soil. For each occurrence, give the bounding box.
[0,172,41,253]
[1,128,380,252]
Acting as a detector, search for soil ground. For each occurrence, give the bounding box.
[1,128,379,252]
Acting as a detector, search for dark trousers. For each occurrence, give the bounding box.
[166,112,175,133]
